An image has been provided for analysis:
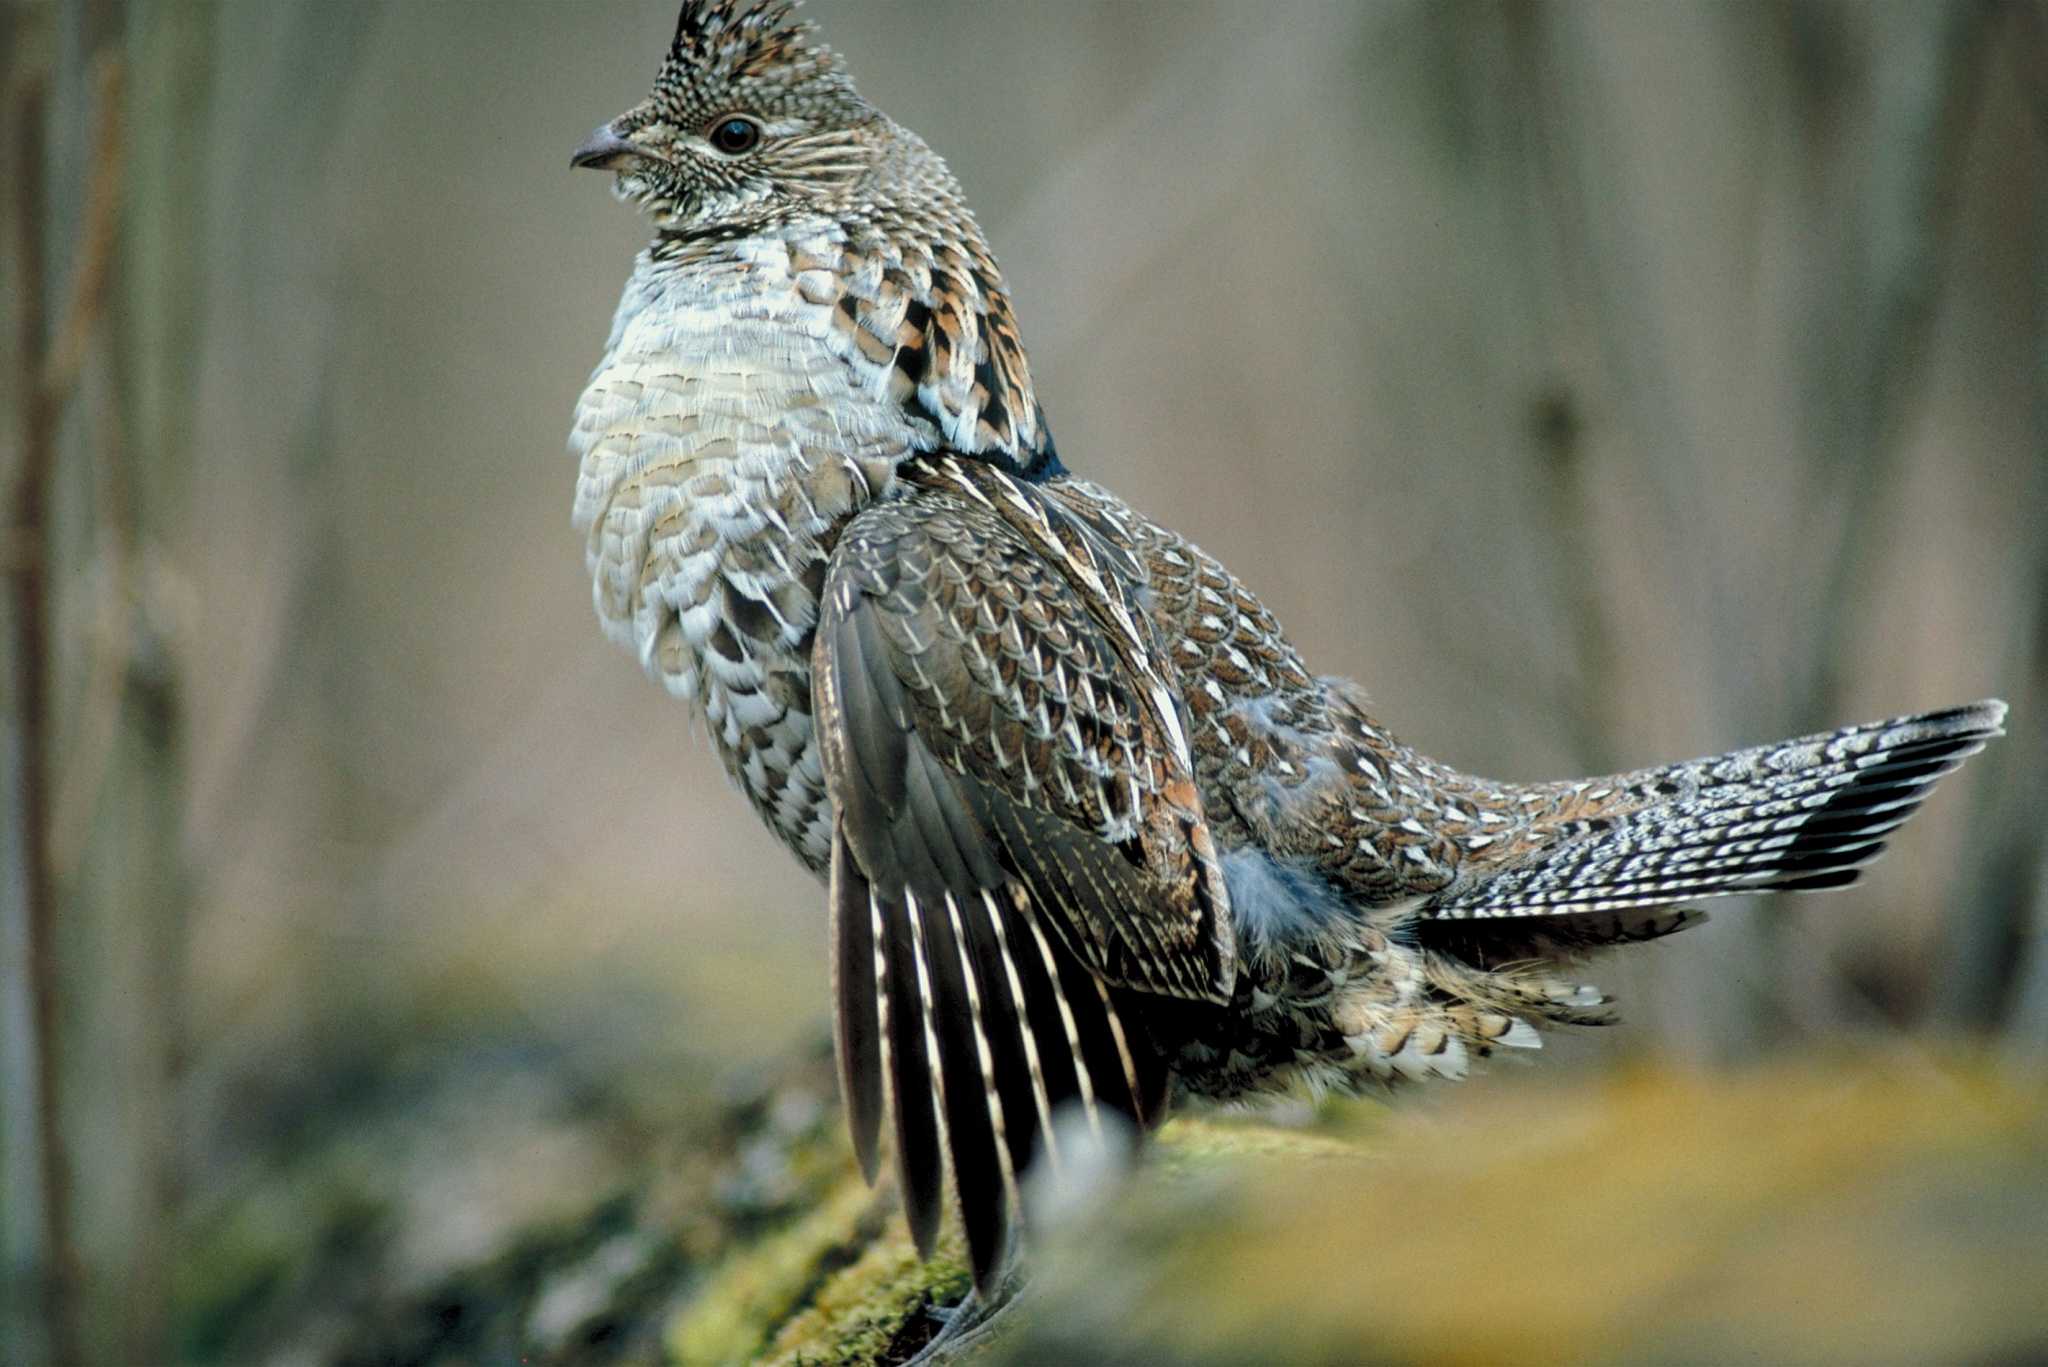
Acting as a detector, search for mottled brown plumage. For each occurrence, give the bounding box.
[569,1,2007,1296]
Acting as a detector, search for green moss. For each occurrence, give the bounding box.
[760,1220,970,1365]
[666,1107,1382,1365]
[669,1174,889,1365]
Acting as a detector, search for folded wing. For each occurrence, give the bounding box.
[814,457,1235,1291]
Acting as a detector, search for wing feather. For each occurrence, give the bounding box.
[830,828,884,1184]
[929,889,1017,1288]
[876,881,944,1256]
[975,888,1062,1163]
[814,459,1232,1291]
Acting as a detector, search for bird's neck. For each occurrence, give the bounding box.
[568,212,1060,691]
[656,209,1058,473]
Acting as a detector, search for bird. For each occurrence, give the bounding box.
[568,0,2007,1297]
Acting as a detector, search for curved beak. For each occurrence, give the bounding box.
[570,124,646,171]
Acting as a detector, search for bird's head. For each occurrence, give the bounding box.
[573,0,1060,478]
[572,0,948,237]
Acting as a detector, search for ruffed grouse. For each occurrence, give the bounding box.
[569,1,2006,1293]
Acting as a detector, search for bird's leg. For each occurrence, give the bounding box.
[905,1264,1028,1365]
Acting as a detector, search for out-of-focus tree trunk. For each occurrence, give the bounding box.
[1,1,211,1362]
[4,37,74,1365]
[1481,0,2030,1056]
[1939,12,2048,1036]
[89,7,215,1362]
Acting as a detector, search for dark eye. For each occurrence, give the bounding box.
[708,116,761,155]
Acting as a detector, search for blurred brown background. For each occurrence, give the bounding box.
[3,1,2043,1362]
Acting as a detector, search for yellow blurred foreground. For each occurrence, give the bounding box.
[1002,1054,2048,1365]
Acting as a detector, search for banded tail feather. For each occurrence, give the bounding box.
[1431,701,2007,920]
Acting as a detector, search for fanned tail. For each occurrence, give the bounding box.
[1432,700,2006,920]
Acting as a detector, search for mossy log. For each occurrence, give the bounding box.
[196,1038,2044,1365]
[672,1054,2048,1366]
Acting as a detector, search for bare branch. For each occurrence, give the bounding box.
[38,53,123,411]
[5,39,128,1365]
[5,67,82,1367]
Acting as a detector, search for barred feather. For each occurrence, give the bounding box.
[1430,702,2006,920]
